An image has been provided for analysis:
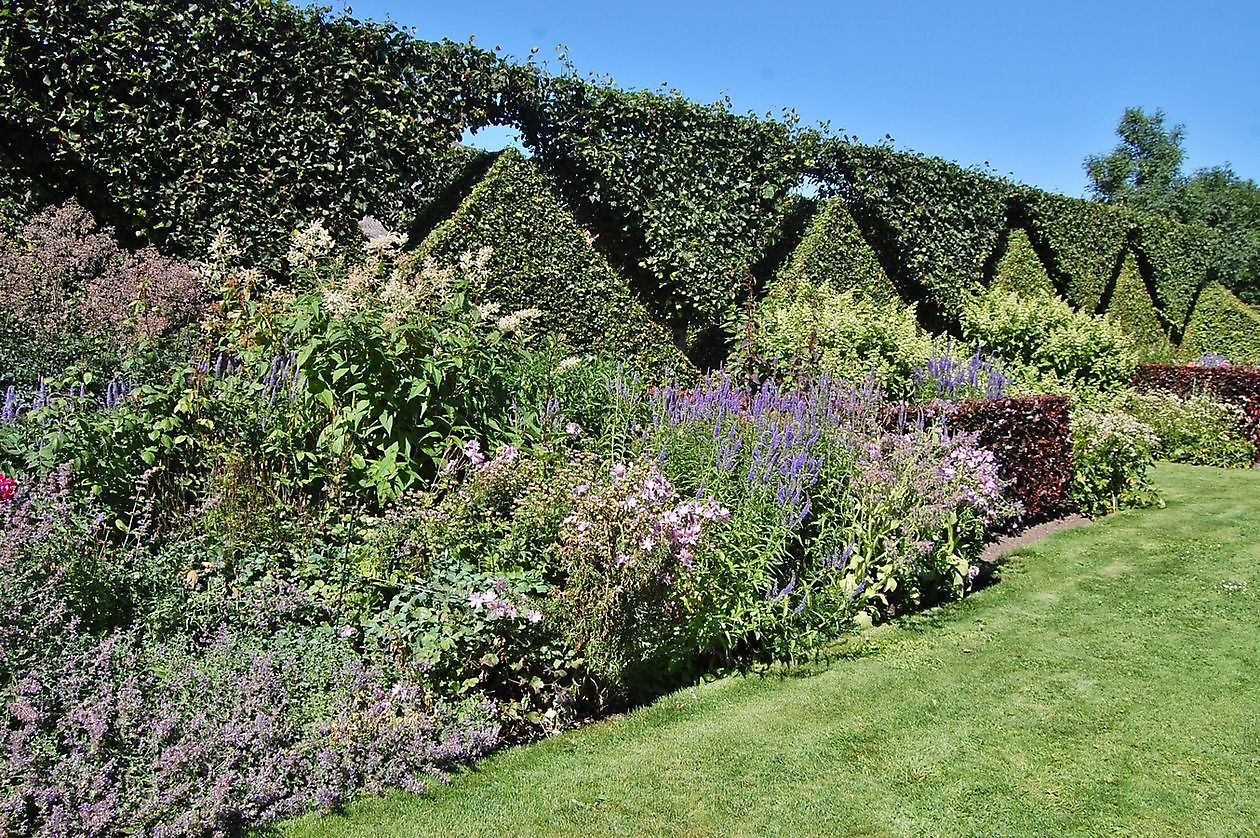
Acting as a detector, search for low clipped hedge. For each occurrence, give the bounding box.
[891,396,1074,524]
[1180,283,1260,364]
[1132,363,1260,457]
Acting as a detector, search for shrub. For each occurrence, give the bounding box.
[774,198,899,301]
[1105,251,1168,349]
[735,278,932,397]
[1017,187,1132,312]
[415,150,682,370]
[0,201,211,384]
[1119,390,1255,467]
[1069,406,1160,516]
[961,286,1138,392]
[1132,362,1260,455]
[1133,214,1214,335]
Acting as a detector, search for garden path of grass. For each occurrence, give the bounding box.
[282,463,1260,837]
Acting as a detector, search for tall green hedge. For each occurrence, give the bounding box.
[1018,189,1132,313]
[1132,214,1215,337]
[771,199,898,302]
[989,228,1056,297]
[1106,251,1168,349]
[416,149,682,369]
[510,76,815,337]
[1180,282,1260,364]
[0,0,513,260]
[819,142,1010,328]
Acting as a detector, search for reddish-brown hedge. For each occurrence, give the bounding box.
[888,396,1074,524]
[1132,363,1260,456]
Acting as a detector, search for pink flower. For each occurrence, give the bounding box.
[462,440,486,466]
[525,610,543,624]
[0,474,15,503]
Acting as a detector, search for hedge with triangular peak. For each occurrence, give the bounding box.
[415,149,682,370]
[990,228,1056,297]
[1106,251,1167,349]
[771,199,898,302]
[1181,283,1260,364]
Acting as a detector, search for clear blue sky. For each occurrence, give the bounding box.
[338,0,1260,197]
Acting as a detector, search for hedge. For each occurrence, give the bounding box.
[0,0,514,260]
[1180,283,1260,364]
[1105,251,1168,349]
[1132,214,1215,337]
[1132,363,1260,456]
[891,396,1074,523]
[1017,188,1132,313]
[509,75,815,342]
[771,198,899,302]
[989,227,1056,297]
[818,142,1010,329]
[416,149,683,370]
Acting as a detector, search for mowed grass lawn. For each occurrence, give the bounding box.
[281,464,1260,837]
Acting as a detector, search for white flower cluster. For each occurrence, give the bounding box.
[286,219,335,271]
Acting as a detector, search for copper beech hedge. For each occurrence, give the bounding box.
[1132,363,1260,459]
[890,396,1074,524]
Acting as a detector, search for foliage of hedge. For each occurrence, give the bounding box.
[1132,214,1215,336]
[508,76,815,339]
[772,199,898,302]
[895,396,1074,523]
[1180,283,1260,364]
[989,228,1056,297]
[1105,251,1168,348]
[416,149,682,370]
[1017,189,1133,313]
[818,142,1010,328]
[0,0,512,260]
[1132,363,1260,454]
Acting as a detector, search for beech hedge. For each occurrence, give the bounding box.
[1132,363,1260,456]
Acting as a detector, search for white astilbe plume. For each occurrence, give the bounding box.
[496,307,543,336]
[287,220,335,271]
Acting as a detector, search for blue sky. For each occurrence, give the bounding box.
[339,0,1260,197]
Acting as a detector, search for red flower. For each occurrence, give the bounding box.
[0,474,16,503]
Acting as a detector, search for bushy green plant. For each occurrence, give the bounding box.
[961,287,1139,392]
[1119,390,1255,467]
[1069,406,1161,516]
[736,277,932,396]
[1180,282,1260,364]
[1105,251,1168,348]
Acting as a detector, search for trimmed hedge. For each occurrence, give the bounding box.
[0,0,513,259]
[416,149,683,370]
[1132,214,1214,337]
[893,396,1074,523]
[819,142,1010,329]
[510,76,814,339]
[989,227,1056,297]
[1132,363,1260,458]
[1018,188,1132,313]
[772,198,898,302]
[1180,282,1260,364]
[1105,251,1168,348]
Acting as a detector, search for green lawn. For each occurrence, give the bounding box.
[281,464,1260,837]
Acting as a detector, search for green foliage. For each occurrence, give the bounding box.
[1018,188,1132,312]
[773,198,898,302]
[416,150,682,370]
[1120,391,1256,467]
[511,76,814,341]
[1180,282,1260,364]
[281,242,530,502]
[990,228,1055,296]
[820,142,1011,327]
[737,277,932,397]
[961,287,1138,392]
[1132,214,1213,335]
[1105,251,1168,348]
[1085,107,1186,214]
[0,0,511,259]
[1069,405,1160,516]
